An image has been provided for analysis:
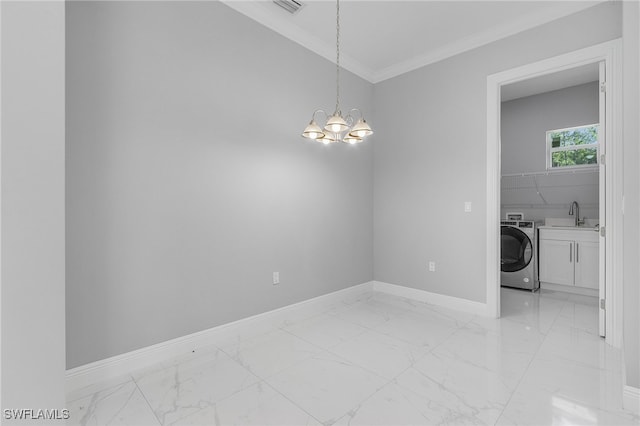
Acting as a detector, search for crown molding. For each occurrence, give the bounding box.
[371,1,604,83]
[222,0,604,85]
[220,0,376,82]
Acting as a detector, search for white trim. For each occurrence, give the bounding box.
[371,2,601,83]
[623,385,640,414]
[487,71,501,319]
[66,281,374,394]
[66,280,493,394]
[372,281,488,316]
[540,282,598,298]
[220,0,375,82]
[486,40,624,349]
[221,0,600,84]
[607,39,624,350]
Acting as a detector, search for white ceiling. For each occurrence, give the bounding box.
[221,0,603,84]
[501,62,600,101]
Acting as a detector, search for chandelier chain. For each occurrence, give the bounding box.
[335,0,340,115]
[300,0,372,144]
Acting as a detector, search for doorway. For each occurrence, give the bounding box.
[486,40,623,348]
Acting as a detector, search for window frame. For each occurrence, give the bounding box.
[545,123,600,171]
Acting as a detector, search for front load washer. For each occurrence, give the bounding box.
[501,220,539,291]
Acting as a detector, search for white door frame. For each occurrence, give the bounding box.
[486,39,623,348]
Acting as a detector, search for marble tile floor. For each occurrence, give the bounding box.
[67,288,640,426]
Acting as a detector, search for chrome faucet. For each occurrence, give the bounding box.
[569,201,582,227]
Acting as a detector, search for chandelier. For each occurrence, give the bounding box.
[301,0,373,145]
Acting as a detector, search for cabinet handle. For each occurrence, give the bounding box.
[569,244,572,263]
[576,243,579,263]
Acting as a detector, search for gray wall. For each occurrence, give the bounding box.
[373,2,621,303]
[66,1,373,368]
[622,0,640,391]
[501,82,599,222]
[1,1,66,418]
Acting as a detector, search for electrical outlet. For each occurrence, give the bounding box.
[273,272,280,285]
[428,261,436,272]
[464,201,472,212]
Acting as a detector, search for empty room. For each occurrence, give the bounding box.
[1,0,639,425]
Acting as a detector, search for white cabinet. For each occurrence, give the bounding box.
[538,228,599,289]
[539,239,574,286]
[574,241,599,289]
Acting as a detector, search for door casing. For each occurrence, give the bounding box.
[486,39,623,348]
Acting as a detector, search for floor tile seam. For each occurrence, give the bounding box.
[65,373,137,404]
[393,307,474,334]
[273,291,377,329]
[509,318,630,417]
[141,348,272,402]
[415,324,464,355]
[217,326,318,355]
[534,350,624,378]
[132,376,163,426]
[262,347,396,406]
[134,365,264,426]
[340,324,433,353]
[389,361,509,421]
[322,343,418,384]
[279,311,372,339]
[277,306,341,329]
[349,315,395,333]
[233,341,330,383]
[258,347,393,425]
[498,315,553,338]
[128,347,238,388]
[324,308,393,333]
[221,329,370,381]
[284,328,372,353]
[366,324,459,357]
[277,326,343,353]
[325,370,405,425]
[504,376,635,421]
[255,379,326,426]
[405,304,479,325]
[67,378,141,426]
[494,317,562,425]
[544,299,575,337]
[551,320,601,335]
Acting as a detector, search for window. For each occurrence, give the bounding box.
[546,124,599,170]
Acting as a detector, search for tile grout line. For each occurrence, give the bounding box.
[132,375,163,426]
[492,293,568,425]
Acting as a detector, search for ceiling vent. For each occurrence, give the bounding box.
[273,0,304,15]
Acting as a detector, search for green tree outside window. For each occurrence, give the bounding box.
[547,124,599,169]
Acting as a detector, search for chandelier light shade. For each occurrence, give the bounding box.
[301,0,373,145]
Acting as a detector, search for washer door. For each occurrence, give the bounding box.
[501,226,533,273]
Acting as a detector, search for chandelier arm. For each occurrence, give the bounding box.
[346,108,364,121]
[311,109,328,123]
[301,0,371,144]
[344,115,354,128]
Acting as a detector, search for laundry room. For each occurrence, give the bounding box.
[500,64,602,323]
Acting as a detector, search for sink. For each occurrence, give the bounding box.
[545,217,599,228]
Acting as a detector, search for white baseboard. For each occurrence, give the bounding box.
[372,281,488,316]
[540,282,598,297]
[66,280,490,394]
[623,385,640,414]
[66,281,374,394]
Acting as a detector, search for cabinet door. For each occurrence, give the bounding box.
[574,241,599,289]
[539,239,574,286]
